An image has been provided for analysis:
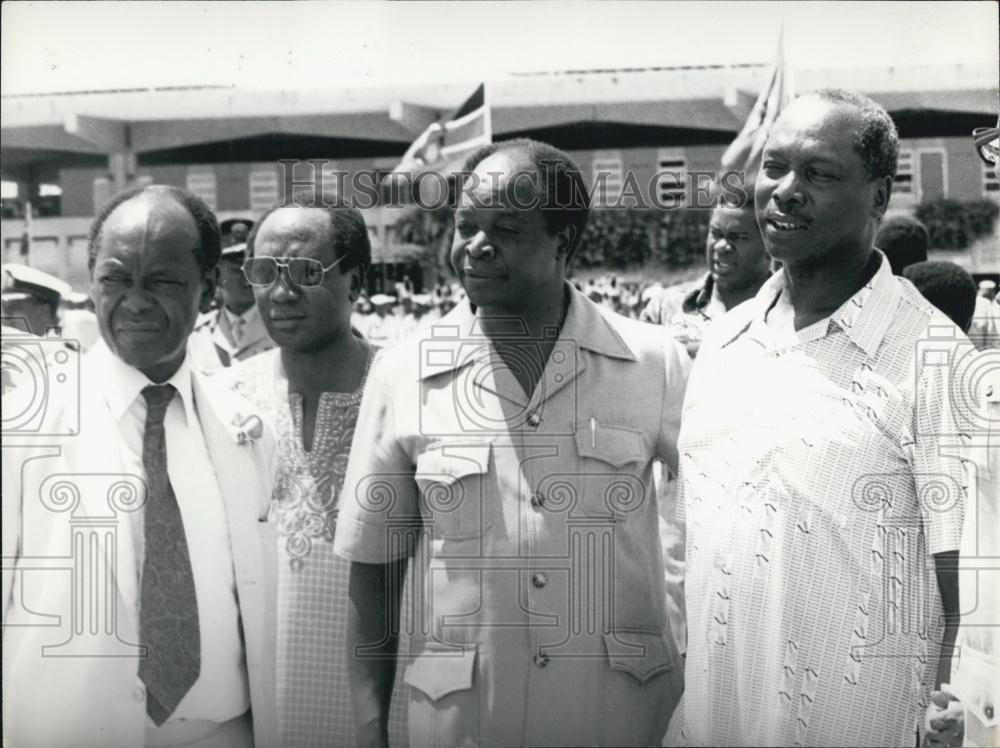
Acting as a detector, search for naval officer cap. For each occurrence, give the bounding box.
[1,264,72,308]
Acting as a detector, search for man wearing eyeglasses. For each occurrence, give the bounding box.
[2,185,277,747]
[189,221,275,372]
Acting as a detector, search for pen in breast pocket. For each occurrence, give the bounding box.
[590,417,596,448]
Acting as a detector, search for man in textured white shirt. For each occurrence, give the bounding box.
[2,185,277,748]
[667,90,967,747]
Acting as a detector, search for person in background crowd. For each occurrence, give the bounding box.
[641,184,770,357]
[0,263,70,337]
[968,279,1000,351]
[3,184,277,748]
[191,219,276,371]
[902,261,978,333]
[59,291,101,350]
[406,293,437,333]
[364,293,400,346]
[351,292,373,338]
[941,347,1000,748]
[337,138,689,748]
[668,90,966,748]
[225,196,407,748]
[875,213,929,275]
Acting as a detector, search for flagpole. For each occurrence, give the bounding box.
[23,200,34,267]
[483,83,493,144]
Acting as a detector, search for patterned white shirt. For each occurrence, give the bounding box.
[669,252,968,747]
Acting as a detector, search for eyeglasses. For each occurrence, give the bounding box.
[242,256,346,288]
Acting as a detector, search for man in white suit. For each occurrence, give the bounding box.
[2,185,278,748]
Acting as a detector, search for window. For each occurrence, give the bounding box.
[656,150,687,207]
[186,167,217,210]
[249,165,280,210]
[591,152,623,207]
[984,159,999,196]
[894,149,914,196]
[918,149,947,202]
[318,161,341,200]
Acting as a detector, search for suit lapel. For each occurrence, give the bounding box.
[192,373,277,744]
[236,313,271,357]
[212,312,238,357]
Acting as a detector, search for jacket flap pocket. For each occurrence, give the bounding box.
[576,422,645,468]
[602,630,673,683]
[405,646,478,701]
[416,442,492,483]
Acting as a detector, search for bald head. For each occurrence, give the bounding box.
[778,89,899,181]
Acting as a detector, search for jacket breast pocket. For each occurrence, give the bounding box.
[405,645,479,747]
[567,421,650,518]
[415,442,493,540]
[575,420,646,468]
[602,629,675,682]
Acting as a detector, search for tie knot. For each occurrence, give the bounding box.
[142,384,176,423]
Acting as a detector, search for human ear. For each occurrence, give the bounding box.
[556,225,576,259]
[200,267,220,313]
[872,175,893,219]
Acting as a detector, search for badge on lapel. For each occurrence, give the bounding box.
[232,413,264,445]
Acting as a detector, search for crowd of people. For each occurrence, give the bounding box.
[2,88,998,748]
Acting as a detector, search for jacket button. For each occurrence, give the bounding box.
[532,572,548,588]
[527,412,542,428]
[534,650,549,667]
[132,686,145,702]
[530,492,545,509]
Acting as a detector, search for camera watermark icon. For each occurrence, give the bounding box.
[417,321,579,438]
[1,333,81,436]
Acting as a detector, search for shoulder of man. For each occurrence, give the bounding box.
[695,294,758,360]
[641,277,702,324]
[194,310,218,332]
[193,368,276,442]
[593,302,681,367]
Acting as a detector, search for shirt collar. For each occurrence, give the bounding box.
[720,249,899,358]
[681,273,714,314]
[223,304,257,328]
[97,340,198,425]
[417,281,636,381]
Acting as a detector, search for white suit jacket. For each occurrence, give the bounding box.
[2,343,279,748]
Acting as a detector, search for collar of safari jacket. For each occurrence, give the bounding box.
[416,281,636,382]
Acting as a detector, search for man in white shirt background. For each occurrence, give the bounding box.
[2,185,277,748]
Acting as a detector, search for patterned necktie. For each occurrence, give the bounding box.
[138,384,201,725]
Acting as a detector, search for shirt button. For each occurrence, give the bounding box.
[132,686,145,702]
[530,492,545,509]
[534,650,550,667]
[532,572,548,588]
[527,412,542,428]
